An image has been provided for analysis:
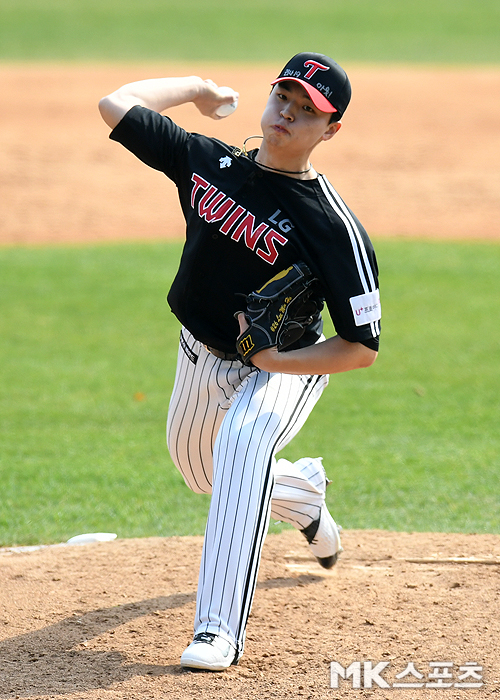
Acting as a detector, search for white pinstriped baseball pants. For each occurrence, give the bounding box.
[166,329,329,660]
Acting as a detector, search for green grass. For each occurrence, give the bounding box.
[0,0,499,64]
[0,239,499,546]
[285,239,500,534]
[0,242,211,545]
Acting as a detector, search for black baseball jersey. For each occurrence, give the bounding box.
[110,106,381,354]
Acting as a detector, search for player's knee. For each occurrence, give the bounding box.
[173,465,212,494]
[184,478,212,495]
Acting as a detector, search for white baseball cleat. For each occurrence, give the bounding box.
[301,501,343,569]
[180,632,237,671]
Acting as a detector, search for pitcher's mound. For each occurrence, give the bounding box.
[1,529,499,698]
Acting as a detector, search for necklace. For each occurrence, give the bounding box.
[254,161,312,175]
[241,136,313,176]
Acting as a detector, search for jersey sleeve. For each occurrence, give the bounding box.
[109,105,189,184]
[309,177,381,351]
[322,230,380,351]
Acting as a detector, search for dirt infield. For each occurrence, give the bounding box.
[1,530,500,698]
[1,63,500,245]
[1,64,500,698]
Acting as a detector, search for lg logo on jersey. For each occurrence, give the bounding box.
[191,173,289,265]
[268,209,295,234]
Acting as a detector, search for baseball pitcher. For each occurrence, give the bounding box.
[99,52,381,671]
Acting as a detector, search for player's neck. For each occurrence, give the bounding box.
[255,144,316,180]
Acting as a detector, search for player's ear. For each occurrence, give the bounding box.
[322,121,342,142]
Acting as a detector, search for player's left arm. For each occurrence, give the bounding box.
[236,313,377,375]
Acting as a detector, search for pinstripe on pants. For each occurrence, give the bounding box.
[167,329,329,659]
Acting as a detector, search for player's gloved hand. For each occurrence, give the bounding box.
[235,312,279,371]
[234,261,321,366]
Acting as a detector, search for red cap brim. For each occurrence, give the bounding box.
[270,77,338,114]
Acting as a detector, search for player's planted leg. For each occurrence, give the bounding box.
[180,632,237,671]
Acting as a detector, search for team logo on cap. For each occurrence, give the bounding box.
[303,60,330,80]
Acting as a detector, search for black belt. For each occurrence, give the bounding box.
[204,345,239,361]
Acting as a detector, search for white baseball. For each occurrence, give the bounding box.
[215,86,238,117]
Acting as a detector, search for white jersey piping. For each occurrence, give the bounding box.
[318,175,381,337]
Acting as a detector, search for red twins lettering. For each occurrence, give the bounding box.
[191,173,210,208]
[257,229,287,264]
[198,186,235,223]
[231,213,268,251]
[303,60,330,80]
[190,172,288,264]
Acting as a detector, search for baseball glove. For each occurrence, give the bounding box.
[235,261,321,365]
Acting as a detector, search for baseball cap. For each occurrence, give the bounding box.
[271,52,351,116]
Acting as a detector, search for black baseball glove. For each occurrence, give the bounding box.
[235,261,321,366]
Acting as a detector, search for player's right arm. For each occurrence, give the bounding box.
[98,77,238,129]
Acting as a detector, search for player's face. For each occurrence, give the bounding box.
[260,82,340,156]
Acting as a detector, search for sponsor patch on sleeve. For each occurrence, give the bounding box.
[349,289,381,327]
